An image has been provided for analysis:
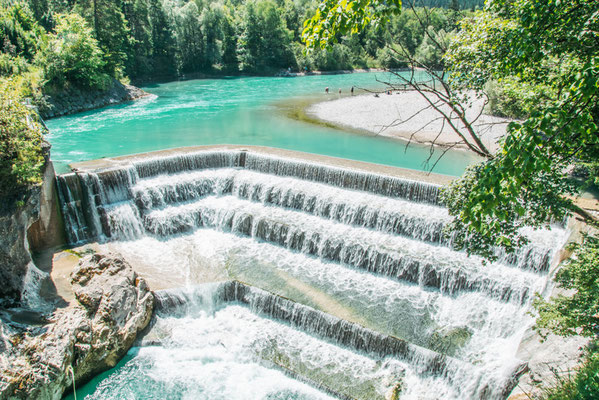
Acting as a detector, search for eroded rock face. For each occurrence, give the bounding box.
[0,144,62,305]
[39,80,150,119]
[0,253,154,400]
[0,189,41,304]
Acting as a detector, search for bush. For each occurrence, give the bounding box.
[544,349,599,400]
[0,53,30,76]
[534,235,599,338]
[0,83,45,197]
[485,77,556,119]
[35,13,109,89]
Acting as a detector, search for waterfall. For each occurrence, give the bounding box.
[155,281,528,399]
[55,149,569,399]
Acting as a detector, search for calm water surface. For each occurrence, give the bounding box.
[46,72,479,176]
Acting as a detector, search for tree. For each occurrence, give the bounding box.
[0,2,44,62]
[237,0,262,71]
[35,13,108,89]
[148,0,177,77]
[169,1,205,73]
[72,0,130,77]
[302,0,401,50]
[442,0,599,258]
[201,5,225,70]
[122,0,153,78]
[220,5,238,71]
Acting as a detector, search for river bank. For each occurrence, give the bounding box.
[306,91,512,155]
[39,79,150,120]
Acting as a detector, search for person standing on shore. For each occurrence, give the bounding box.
[325,87,329,94]
[351,86,354,95]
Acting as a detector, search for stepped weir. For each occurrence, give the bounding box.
[56,146,568,399]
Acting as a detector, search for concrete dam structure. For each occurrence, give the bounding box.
[55,146,568,399]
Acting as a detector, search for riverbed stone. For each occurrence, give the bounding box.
[0,253,154,400]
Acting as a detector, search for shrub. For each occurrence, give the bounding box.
[0,83,45,198]
[534,235,599,339]
[35,13,109,89]
[544,349,599,400]
[533,235,599,400]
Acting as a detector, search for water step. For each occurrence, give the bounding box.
[154,281,527,399]
[141,196,539,304]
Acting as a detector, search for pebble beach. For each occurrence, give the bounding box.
[307,90,512,154]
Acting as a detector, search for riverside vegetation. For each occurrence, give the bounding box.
[1,0,598,398]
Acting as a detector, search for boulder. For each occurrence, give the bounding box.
[0,253,154,399]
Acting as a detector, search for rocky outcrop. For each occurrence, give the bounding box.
[0,253,154,399]
[39,79,149,119]
[0,143,55,304]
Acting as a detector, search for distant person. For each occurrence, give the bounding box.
[325,87,329,94]
[338,88,342,94]
[351,86,354,95]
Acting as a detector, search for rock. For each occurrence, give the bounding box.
[39,79,151,120]
[0,145,53,304]
[0,253,154,400]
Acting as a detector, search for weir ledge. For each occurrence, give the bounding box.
[67,144,455,186]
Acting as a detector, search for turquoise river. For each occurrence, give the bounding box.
[46,72,479,176]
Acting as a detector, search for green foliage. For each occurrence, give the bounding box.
[0,2,44,61]
[414,27,452,68]
[302,0,401,50]
[0,53,30,76]
[441,0,599,257]
[35,13,108,89]
[237,0,295,72]
[0,62,45,102]
[376,46,406,69]
[572,162,599,191]
[147,0,177,77]
[485,77,555,120]
[121,0,153,77]
[542,349,599,400]
[72,0,130,77]
[534,235,599,339]
[0,83,45,197]
[546,351,599,400]
[3,0,475,82]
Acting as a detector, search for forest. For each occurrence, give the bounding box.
[2,0,481,90]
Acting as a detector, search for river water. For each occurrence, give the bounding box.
[46,72,479,176]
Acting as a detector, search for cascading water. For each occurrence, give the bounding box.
[57,149,569,399]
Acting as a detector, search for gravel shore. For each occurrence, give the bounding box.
[307,91,512,154]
